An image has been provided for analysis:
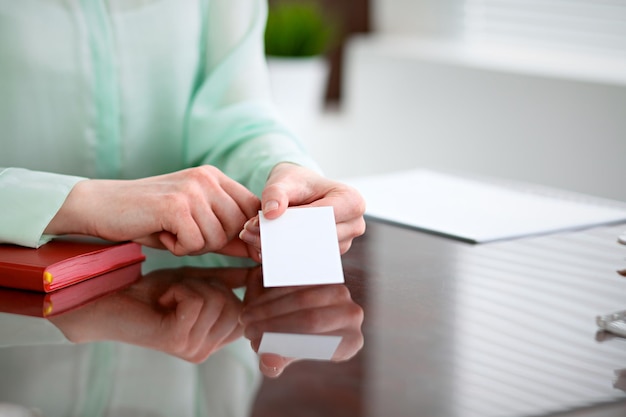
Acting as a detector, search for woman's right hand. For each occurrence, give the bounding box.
[45,166,260,257]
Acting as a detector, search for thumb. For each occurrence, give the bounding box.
[261,180,292,220]
[262,163,318,220]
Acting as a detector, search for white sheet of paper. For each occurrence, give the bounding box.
[345,169,626,243]
[259,206,344,287]
[258,332,342,360]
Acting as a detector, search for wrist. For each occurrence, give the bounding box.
[269,161,297,175]
[44,179,94,236]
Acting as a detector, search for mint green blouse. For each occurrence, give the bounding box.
[0,0,318,248]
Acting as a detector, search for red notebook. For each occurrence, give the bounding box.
[0,262,142,317]
[0,237,145,292]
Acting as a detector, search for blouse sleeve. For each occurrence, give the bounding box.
[0,167,85,247]
[183,0,322,197]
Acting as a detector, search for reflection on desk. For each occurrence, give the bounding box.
[0,262,364,416]
[3,220,626,417]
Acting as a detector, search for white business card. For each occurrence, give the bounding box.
[259,206,344,287]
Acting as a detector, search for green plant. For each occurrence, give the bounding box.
[265,1,338,57]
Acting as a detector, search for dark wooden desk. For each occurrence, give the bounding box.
[1,220,626,416]
[252,220,626,417]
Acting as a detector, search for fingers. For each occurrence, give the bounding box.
[260,182,292,220]
[215,168,262,221]
[262,163,365,218]
[133,233,168,250]
[141,163,366,259]
[258,164,366,258]
[336,216,367,254]
[159,283,206,340]
[242,303,362,340]
[243,300,364,369]
[242,279,308,308]
[241,285,353,323]
[240,284,364,364]
[303,182,365,221]
[158,280,244,363]
[158,283,223,361]
[213,236,250,258]
[208,173,259,239]
[238,216,261,249]
[179,166,259,255]
[146,166,260,256]
[239,201,366,256]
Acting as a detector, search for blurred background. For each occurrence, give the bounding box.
[265,0,626,201]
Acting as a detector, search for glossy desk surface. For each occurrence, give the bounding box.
[2,220,626,417]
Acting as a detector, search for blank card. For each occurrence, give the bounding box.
[259,206,344,287]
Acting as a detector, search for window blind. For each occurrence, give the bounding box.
[462,0,626,56]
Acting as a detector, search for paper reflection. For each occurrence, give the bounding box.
[258,332,342,361]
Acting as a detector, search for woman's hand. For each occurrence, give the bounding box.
[46,166,260,257]
[239,276,365,378]
[239,163,366,262]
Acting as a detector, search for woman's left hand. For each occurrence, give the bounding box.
[239,276,365,378]
[239,163,366,262]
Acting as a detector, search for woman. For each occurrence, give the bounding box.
[0,0,365,262]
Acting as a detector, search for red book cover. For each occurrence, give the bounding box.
[0,262,142,317]
[0,237,145,292]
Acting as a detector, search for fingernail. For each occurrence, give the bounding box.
[244,217,259,232]
[264,200,279,214]
[239,229,251,243]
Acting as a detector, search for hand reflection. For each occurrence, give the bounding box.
[240,277,364,378]
[49,266,364,372]
[50,267,258,363]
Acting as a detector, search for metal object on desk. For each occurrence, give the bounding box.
[618,232,626,276]
[597,311,626,338]
[597,235,626,336]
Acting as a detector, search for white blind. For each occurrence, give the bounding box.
[463,0,626,56]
